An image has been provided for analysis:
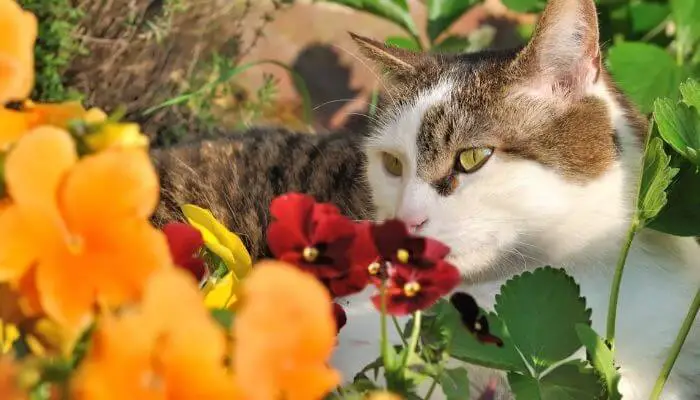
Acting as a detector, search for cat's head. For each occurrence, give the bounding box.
[354,0,647,282]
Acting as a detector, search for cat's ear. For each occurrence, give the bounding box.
[513,0,601,98]
[349,32,426,81]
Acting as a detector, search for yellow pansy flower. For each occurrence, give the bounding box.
[0,321,18,354]
[84,122,149,152]
[181,204,253,310]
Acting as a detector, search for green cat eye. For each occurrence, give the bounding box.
[456,147,493,173]
[381,152,403,177]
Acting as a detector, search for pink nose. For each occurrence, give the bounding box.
[403,217,428,231]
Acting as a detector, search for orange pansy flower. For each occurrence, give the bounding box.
[0,126,171,333]
[0,0,37,104]
[233,260,340,400]
[0,101,90,149]
[72,268,238,400]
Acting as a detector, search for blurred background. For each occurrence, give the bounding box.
[21,0,695,146]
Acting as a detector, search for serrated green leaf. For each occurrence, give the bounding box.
[209,308,235,330]
[648,161,700,236]
[494,267,592,374]
[508,361,606,400]
[680,79,700,111]
[386,36,420,51]
[502,0,544,13]
[638,136,681,224]
[440,367,471,400]
[575,324,621,400]
[607,42,683,114]
[323,0,419,38]
[427,0,477,42]
[426,299,529,373]
[629,2,670,33]
[654,98,700,166]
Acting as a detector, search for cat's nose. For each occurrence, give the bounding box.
[403,217,428,232]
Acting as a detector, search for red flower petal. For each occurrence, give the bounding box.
[269,192,315,236]
[266,220,308,258]
[162,222,206,281]
[370,219,409,259]
[422,238,450,260]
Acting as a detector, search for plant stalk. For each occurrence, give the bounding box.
[380,284,391,368]
[391,316,409,347]
[400,311,422,369]
[606,219,639,343]
[650,287,700,399]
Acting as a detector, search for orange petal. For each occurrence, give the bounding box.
[0,108,30,149]
[35,220,171,332]
[60,148,159,229]
[23,101,86,129]
[0,205,35,280]
[5,127,76,231]
[0,0,37,103]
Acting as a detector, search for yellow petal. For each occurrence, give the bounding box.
[203,272,239,309]
[181,204,252,279]
[0,0,37,103]
[23,100,87,129]
[0,321,19,354]
[0,108,30,149]
[84,123,149,152]
[82,108,107,124]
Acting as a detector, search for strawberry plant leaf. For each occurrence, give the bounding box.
[494,267,592,374]
[575,324,621,400]
[424,299,529,373]
[385,36,421,51]
[648,160,700,236]
[607,42,684,114]
[508,361,606,399]
[323,0,420,39]
[440,367,471,400]
[637,136,680,225]
[654,97,700,166]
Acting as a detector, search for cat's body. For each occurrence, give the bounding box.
[152,0,700,397]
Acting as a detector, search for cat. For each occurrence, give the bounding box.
[151,0,700,397]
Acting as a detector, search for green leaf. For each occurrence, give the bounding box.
[386,36,421,51]
[502,0,544,13]
[670,0,700,45]
[508,361,606,400]
[433,35,471,53]
[494,267,592,374]
[680,79,700,111]
[427,0,477,43]
[323,0,419,39]
[648,162,700,236]
[440,367,471,400]
[210,308,235,330]
[575,324,621,400]
[638,136,681,224]
[607,42,683,114]
[629,2,670,33]
[425,299,529,373]
[654,97,700,165]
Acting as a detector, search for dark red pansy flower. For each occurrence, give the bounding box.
[333,302,347,333]
[371,260,461,316]
[450,292,504,347]
[266,193,356,279]
[162,222,206,281]
[370,219,450,269]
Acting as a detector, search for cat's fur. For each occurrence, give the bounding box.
[152,0,700,398]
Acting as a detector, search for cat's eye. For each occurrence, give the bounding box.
[456,147,493,173]
[381,152,403,177]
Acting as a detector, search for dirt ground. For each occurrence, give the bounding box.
[65,0,534,143]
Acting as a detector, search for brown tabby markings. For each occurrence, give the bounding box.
[151,128,374,260]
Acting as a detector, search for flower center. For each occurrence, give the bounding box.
[367,261,381,275]
[302,246,320,262]
[403,281,421,297]
[396,248,410,264]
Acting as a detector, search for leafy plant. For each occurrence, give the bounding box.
[18,0,85,102]
[319,0,492,52]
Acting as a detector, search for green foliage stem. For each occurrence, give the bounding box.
[650,287,700,399]
[605,220,638,343]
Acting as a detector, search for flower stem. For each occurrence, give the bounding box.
[392,316,409,347]
[380,284,391,368]
[606,219,639,344]
[425,376,440,399]
[400,311,422,369]
[650,287,700,399]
